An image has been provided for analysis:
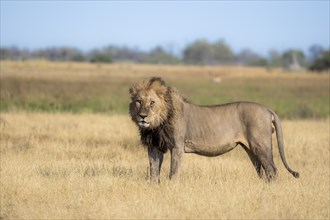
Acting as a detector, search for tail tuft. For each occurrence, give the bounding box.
[291,171,300,178]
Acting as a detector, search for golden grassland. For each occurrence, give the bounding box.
[0,112,329,219]
[0,61,329,219]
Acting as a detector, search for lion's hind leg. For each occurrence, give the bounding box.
[251,141,277,182]
[241,144,264,178]
[259,157,277,182]
[247,129,277,182]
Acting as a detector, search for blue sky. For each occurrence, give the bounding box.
[1,1,329,56]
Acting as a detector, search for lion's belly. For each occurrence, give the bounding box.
[184,139,238,157]
[182,104,244,157]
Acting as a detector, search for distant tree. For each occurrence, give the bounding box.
[183,39,212,65]
[236,49,267,66]
[4,42,324,69]
[249,58,269,67]
[183,39,234,65]
[282,50,306,70]
[89,50,112,63]
[268,49,282,68]
[309,50,330,72]
[212,39,234,65]
[0,47,31,60]
[0,47,16,60]
[32,47,86,61]
[102,45,145,62]
[143,46,180,64]
[71,53,86,62]
[308,44,324,61]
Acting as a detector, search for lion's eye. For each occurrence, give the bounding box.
[150,101,155,107]
[136,100,142,106]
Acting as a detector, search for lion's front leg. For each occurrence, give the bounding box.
[148,146,163,183]
[169,147,183,181]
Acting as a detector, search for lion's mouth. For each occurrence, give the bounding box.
[138,120,150,128]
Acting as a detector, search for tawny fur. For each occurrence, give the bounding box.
[129,77,299,183]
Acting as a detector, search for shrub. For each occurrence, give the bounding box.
[309,50,330,72]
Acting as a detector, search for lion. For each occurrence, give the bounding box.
[129,77,299,183]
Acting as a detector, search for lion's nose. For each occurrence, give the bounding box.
[139,113,148,119]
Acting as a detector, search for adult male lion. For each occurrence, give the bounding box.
[129,77,299,182]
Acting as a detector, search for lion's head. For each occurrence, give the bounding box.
[129,77,173,130]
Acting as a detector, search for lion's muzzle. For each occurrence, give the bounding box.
[137,111,150,128]
[137,118,150,128]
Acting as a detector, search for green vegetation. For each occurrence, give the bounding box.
[183,39,234,65]
[309,50,330,72]
[0,77,129,114]
[90,53,113,63]
[0,61,328,119]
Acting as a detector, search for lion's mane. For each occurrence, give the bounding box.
[129,77,180,153]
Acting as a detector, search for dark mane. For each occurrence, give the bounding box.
[139,86,175,153]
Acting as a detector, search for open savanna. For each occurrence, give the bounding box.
[0,61,329,219]
[0,112,329,219]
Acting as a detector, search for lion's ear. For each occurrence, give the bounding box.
[129,85,138,97]
[148,77,168,96]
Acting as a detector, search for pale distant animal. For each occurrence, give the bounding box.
[209,72,221,83]
[129,77,299,183]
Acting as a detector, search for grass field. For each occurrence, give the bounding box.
[0,61,329,219]
[0,112,329,219]
[1,61,329,118]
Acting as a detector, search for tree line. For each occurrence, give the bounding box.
[1,39,329,71]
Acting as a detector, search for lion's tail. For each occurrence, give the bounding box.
[270,110,300,178]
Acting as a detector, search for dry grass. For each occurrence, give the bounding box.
[1,112,329,219]
[1,60,329,219]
